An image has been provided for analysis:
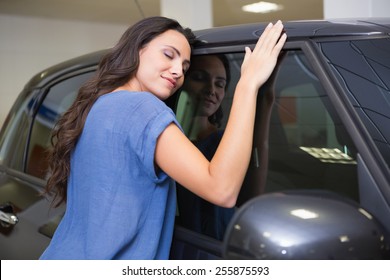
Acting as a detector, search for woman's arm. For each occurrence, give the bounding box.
[155,21,287,208]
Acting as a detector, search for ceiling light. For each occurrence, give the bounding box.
[242,1,284,14]
[300,147,357,164]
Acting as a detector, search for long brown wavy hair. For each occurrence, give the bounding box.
[45,16,195,207]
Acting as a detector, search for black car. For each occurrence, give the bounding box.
[1,18,390,260]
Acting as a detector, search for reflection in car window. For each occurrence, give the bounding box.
[175,50,360,240]
[264,51,358,200]
[26,72,94,179]
[175,53,239,240]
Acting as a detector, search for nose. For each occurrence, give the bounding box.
[171,61,184,79]
[204,80,217,97]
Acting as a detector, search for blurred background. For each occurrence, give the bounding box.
[0,0,389,126]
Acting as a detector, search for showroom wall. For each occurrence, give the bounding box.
[0,14,128,127]
[324,0,390,18]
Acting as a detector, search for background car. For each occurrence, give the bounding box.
[1,18,390,259]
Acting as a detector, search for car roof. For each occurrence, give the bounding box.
[26,18,390,89]
[195,18,390,46]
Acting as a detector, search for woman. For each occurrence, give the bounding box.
[40,16,286,259]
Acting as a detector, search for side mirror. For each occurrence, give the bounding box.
[223,191,390,259]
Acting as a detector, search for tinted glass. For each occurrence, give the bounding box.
[320,38,390,169]
[262,51,358,200]
[175,50,360,240]
[0,92,35,170]
[26,72,94,179]
[175,53,240,240]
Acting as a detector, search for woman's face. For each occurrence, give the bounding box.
[183,55,227,118]
[133,29,191,100]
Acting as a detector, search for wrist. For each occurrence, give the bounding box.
[236,79,259,97]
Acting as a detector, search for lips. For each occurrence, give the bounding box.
[163,76,177,89]
[204,97,216,105]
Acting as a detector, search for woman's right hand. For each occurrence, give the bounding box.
[240,20,286,91]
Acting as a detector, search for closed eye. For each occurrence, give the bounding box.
[164,50,174,59]
[216,80,227,88]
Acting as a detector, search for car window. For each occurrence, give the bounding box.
[26,72,94,179]
[0,93,34,171]
[175,53,240,240]
[261,51,358,199]
[320,38,390,169]
[175,50,360,240]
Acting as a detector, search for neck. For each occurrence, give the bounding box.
[114,80,141,93]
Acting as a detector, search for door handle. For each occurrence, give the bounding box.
[0,210,19,226]
[0,203,19,227]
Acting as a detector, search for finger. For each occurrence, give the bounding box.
[241,46,252,69]
[253,22,274,51]
[254,21,284,54]
[272,32,287,56]
[261,21,284,51]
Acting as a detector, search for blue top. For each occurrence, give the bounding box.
[40,90,180,259]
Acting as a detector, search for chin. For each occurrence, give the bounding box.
[156,91,173,101]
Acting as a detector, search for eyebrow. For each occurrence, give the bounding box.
[165,45,191,67]
[216,76,227,81]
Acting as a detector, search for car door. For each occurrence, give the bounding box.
[261,39,390,233]
[170,39,390,259]
[0,70,94,259]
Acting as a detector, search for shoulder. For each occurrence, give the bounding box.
[99,90,163,106]
[93,90,170,115]
[87,90,179,133]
